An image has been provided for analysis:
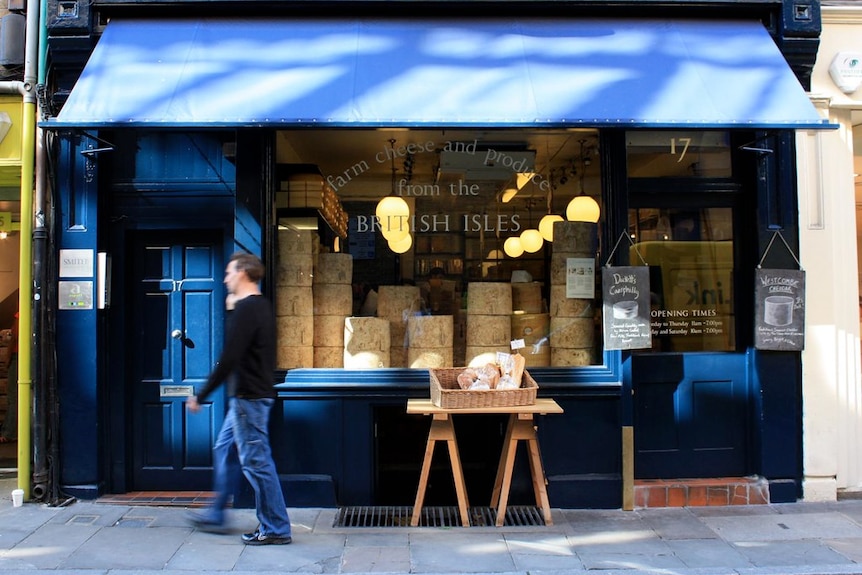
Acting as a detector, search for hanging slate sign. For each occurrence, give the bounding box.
[602,266,652,350]
[754,268,805,351]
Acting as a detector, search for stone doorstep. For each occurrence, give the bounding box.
[634,476,770,508]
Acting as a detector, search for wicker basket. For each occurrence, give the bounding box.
[429,368,538,409]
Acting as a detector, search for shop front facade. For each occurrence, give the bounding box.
[39,0,832,508]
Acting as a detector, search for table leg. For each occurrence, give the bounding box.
[492,415,520,527]
[491,414,553,527]
[526,432,553,526]
[410,414,471,527]
[446,426,471,527]
[410,419,438,526]
[490,414,517,507]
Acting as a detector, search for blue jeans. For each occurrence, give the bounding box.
[204,397,291,537]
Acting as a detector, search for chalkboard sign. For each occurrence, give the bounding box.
[602,266,652,350]
[754,268,805,351]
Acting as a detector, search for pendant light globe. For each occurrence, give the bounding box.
[376,195,411,241]
[538,214,564,241]
[388,232,413,254]
[566,195,600,223]
[520,228,544,253]
[503,236,524,258]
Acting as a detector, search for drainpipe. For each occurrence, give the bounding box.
[29,0,49,502]
[0,0,41,499]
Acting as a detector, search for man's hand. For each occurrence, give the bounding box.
[187,396,201,414]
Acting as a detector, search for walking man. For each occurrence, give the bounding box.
[186,252,292,545]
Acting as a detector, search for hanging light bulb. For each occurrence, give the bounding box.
[538,169,564,241]
[566,195,600,223]
[538,214,563,241]
[517,199,543,253]
[389,233,413,254]
[504,236,524,258]
[377,138,411,242]
[566,139,601,223]
[377,197,410,241]
[501,187,518,203]
[520,228,544,253]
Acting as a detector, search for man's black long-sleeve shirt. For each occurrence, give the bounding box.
[197,294,276,402]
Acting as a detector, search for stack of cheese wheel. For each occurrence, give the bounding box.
[376,285,421,367]
[511,281,549,366]
[407,315,454,368]
[275,228,316,368]
[549,221,597,366]
[511,312,550,367]
[465,282,512,367]
[344,316,390,368]
[511,282,543,314]
[312,252,353,368]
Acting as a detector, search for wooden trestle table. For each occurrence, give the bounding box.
[406,398,564,527]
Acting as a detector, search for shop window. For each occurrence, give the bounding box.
[272,129,605,371]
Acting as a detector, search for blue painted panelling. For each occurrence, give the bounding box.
[753,349,801,501]
[111,131,236,186]
[543,396,622,508]
[56,136,100,489]
[270,371,623,508]
[632,353,749,479]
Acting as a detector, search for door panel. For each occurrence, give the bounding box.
[130,232,224,490]
[634,353,747,478]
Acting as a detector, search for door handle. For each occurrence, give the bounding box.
[171,329,195,349]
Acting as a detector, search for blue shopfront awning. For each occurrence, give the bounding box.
[46,18,832,129]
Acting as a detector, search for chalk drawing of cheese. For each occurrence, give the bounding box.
[613,300,638,320]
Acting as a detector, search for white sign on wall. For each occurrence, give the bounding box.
[829,51,862,94]
[59,249,94,278]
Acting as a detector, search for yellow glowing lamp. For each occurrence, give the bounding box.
[566,195,601,223]
[538,214,564,241]
[388,233,413,254]
[376,196,411,241]
[501,187,518,203]
[519,229,544,253]
[503,236,524,258]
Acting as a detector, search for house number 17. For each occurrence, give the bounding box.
[669,137,692,163]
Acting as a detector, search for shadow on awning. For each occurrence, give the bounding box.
[44,17,833,129]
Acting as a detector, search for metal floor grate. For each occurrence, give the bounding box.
[333,506,545,528]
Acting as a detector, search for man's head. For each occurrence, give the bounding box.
[225,252,265,294]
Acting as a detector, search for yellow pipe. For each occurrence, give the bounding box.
[17,101,34,497]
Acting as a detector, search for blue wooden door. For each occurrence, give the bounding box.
[130,231,225,490]
[633,353,749,478]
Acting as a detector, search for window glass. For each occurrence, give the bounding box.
[628,207,735,352]
[274,129,604,370]
[626,131,732,178]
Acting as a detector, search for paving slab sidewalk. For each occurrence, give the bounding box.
[2,480,862,574]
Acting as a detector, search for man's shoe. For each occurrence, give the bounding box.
[242,530,292,545]
[186,511,228,534]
